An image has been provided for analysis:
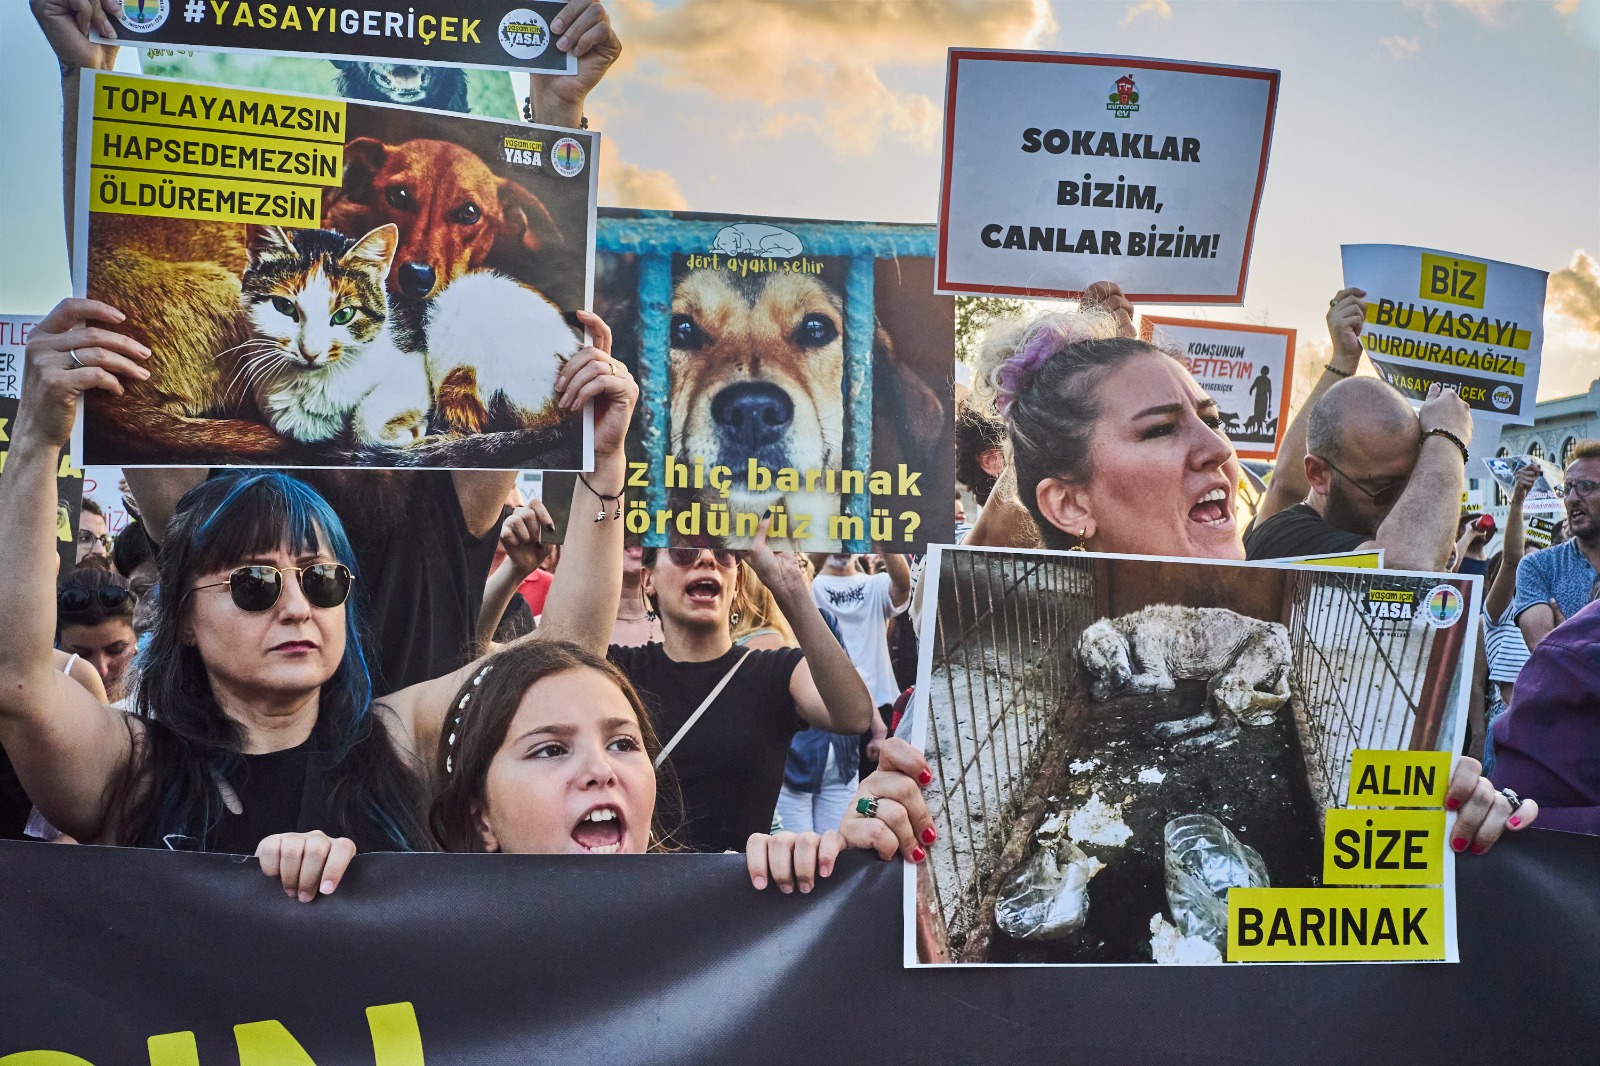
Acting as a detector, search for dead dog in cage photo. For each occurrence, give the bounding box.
[908,546,1476,967]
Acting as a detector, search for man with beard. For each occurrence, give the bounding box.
[1243,375,1473,569]
[1511,441,1600,649]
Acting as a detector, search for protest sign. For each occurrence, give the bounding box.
[937,51,1279,303]
[543,209,954,552]
[82,467,135,536]
[1291,550,1383,568]
[95,1,576,75]
[0,314,42,400]
[1525,515,1558,550]
[0,396,84,572]
[1342,244,1547,425]
[139,45,523,121]
[2,837,1598,1062]
[911,546,1475,965]
[1141,315,1295,459]
[72,70,596,471]
[1483,453,1565,515]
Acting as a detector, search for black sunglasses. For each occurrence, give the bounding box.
[1320,457,1405,507]
[58,585,133,613]
[666,547,738,569]
[187,564,352,613]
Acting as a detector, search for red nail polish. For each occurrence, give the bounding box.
[921,826,937,844]
[1451,837,1467,852]
[1509,817,1521,828]
[1445,797,1460,810]
[1471,843,1485,855]
[917,768,932,786]
[911,847,925,863]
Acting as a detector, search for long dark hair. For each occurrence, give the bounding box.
[116,471,429,851]
[429,640,683,853]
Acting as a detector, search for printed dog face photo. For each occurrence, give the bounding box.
[909,546,1475,967]
[77,71,593,470]
[595,209,955,552]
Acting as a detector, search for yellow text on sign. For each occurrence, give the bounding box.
[91,73,346,143]
[1347,750,1450,808]
[1322,809,1445,885]
[1291,551,1382,569]
[1419,252,1488,309]
[92,121,343,188]
[1229,888,1445,961]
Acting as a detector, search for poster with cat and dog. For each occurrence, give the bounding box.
[908,545,1476,967]
[544,209,955,552]
[72,70,596,470]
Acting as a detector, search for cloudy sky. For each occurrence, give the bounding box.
[3,0,1596,399]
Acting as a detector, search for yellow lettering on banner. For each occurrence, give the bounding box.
[0,1055,98,1065]
[1420,252,1488,309]
[1322,809,1446,885]
[1366,589,1415,603]
[91,121,342,188]
[1363,303,1531,352]
[147,1032,200,1066]
[1289,551,1382,569]
[367,1003,427,1066]
[90,167,321,227]
[1229,888,1445,961]
[1347,750,1451,807]
[91,73,345,143]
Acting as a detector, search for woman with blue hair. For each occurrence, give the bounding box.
[0,297,637,899]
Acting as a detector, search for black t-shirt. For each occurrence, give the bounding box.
[608,642,806,853]
[1243,502,1367,560]
[0,749,30,841]
[297,471,499,695]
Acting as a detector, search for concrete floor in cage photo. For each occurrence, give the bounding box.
[909,546,1474,966]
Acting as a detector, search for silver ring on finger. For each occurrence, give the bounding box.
[68,349,86,370]
[1499,787,1522,808]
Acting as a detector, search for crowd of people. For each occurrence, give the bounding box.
[3,0,1587,938]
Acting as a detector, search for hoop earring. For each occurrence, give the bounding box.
[1068,528,1088,553]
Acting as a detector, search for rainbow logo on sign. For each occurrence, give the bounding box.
[117,0,170,32]
[1422,584,1464,628]
[550,137,586,178]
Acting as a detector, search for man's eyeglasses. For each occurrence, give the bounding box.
[76,530,111,549]
[1560,479,1600,500]
[186,564,352,613]
[665,547,739,569]
[1318,457,1405,506]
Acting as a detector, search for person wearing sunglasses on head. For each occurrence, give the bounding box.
[1241,290,1472,570]
[0,298,636,897]
[57,567,138,704]
[597,529,875,853]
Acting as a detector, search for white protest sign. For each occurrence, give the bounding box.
[1,315,42,400]
[1483,454,1565,515]
[82,466,135,536]
[1141,316,1295,459]
[937,50,1279,303]
[1341,244,1547,425]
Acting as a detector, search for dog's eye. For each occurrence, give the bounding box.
[384,186,414,210]
[450,202,482,225]
[670,314,704,350]
[270,296,298,321]
[796,313,838,348]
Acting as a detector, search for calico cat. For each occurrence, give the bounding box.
[238,224,430,446]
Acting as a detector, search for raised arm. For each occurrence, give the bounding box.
[1259,289,1366,524]
[881,549,912,612]
[32,0,120,251]
[1368,385,1472,572]
[748,520,873,735]
[1485,463,1540,620]
[525,0,621,128]
[381,313,635,755]
[0,298,150,839]
[474,504,554,650]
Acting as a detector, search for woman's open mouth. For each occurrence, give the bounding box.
[685,577,722,605]
[1188,486,1233,527]
[572,805,626,854]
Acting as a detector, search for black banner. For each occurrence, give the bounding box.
[1,831,1596,1062]
[0,395,84,572]
[96,2,578,75]
[1368,353,1523,416]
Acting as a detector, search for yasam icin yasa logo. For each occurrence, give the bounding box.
[499,7,552,60]
[1107,74,1141,118]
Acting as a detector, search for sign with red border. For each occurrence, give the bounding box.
[937,50,1279,304]
[1140,315,1296,460]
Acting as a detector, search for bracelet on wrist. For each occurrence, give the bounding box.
[1423,427,1470,464]
[577,472,624,522]
[1324,362,1352,378]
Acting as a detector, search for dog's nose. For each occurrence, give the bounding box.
[711,383,794,449]
[398,262,436,301]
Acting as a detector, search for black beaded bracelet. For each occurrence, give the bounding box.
[1324,363,1352,378]
[1423,427,1470,464]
